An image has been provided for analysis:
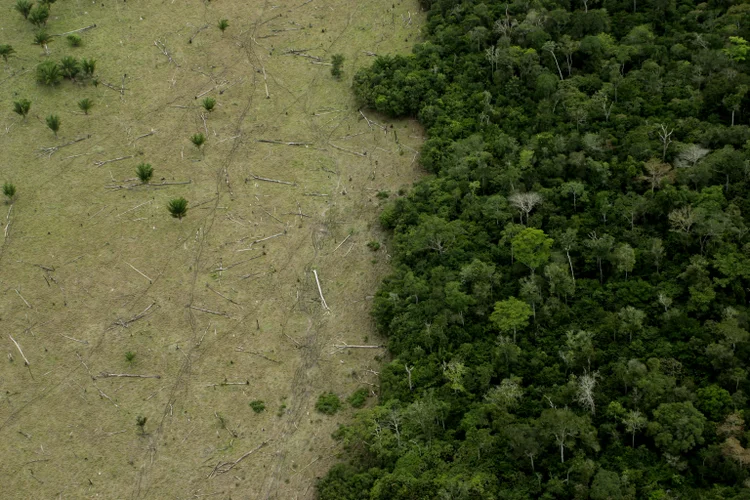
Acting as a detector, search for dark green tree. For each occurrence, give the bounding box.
[13,99,31,120]
[331,54,344,79]
[0,45,15,63]
[45,114,60,137]
[167,197,188,220]
[15,0,33,19]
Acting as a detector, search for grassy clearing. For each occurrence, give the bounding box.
[0,0,423,497]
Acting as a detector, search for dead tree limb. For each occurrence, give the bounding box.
[51,25,97,37]
[154,39,178,66]
[96,373,161,379]
[257,139,312,147]
[126,262,153,283]
[333,342,385,349]
[188,24,209,43]
[94,155,135,167]
[313,270,330,311]
[37,135,91,158]
[208,442,267,478]
[206,285,241,306]
[329,143,367,157]
[9,335,30,366]
[114,302,156,328]
[130,130,156,145]
[188,305,231,318]
[332,233,352,253]
[246,174,296,186]
[14,289,31,308]
[235,347,281,364]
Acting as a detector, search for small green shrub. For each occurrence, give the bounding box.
[36,61,61,86]
[28,5,50,27]
[218,19,229,33]
[13,99,31,119]
[46,114,60,137]
[347,388,368,408]
[190,133,206,148]
[249,400,266,413]
[167,197,188,220]
[0,45,15,62]
[201,97,216,112]
[3,183,17,203]
[15,0,33,19]
[277,403,287,417]
[135,163,153,183]
[33,30,53,54]
[77,98,93,115]
[60,56,80,80]
[81,58,96,77]
[376,190,390,199]
[315,392,341,415]
[367,241,381,251]
[125,351,136,365]
[136,415,147,435]
[331,54,344,79]
[66,34,82,47]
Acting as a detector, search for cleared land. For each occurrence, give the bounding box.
[0,0,423,498]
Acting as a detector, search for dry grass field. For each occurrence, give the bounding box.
[0,0,424,497]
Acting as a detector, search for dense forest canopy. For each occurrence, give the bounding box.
[319,0,750,498]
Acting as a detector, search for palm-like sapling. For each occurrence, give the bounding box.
[13,99,31,120]
[77,98,93,115]
[201,97,216,112]
[135,163,153,183]
[15,0,33,19]
[0,45,15,63]
[218,19,229,33]
[60,56,80,80]
[3,183,16,203]
[33,30,53,56]
[46,114,60,137]
[190,133,206,149]
[36,61,61,85]
[167,198,188,220]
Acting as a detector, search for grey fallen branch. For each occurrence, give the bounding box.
[313,270,330,311]
[37,135,91,158]
[283,49,322,62]
[154,39,179,66]
[130,130,156,145]
[329,143,367,157]
[114,302,156,328]
[9,335,30,365]
[246,174,296,186]
[51,24,97,37]
[96,373,161,379]
[106,180,192,190]
[94,155,135,167]
[188,305,231,318]
[208,442,267,478]
[188,24,209,43]
[235,346,281,364]
[257,139,312,147]
[334,342,386,349]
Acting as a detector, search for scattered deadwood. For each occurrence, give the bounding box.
[14,289,31,309]
[257,139,312,147]
[94,155,135,167]
[262,65,270,98]
[208,442,267,478]
[206,285,241,306]
[363,50,378,57]
[235,346,281,364]
[206,381,249,387]
[313,270,330,311]
[37,135,91,158]
[246,174,296,186]
[188,305,231,318]
[333,342,386,349]
[114,302,156,328]
[130,130,156,145]
[106,180,192,190]
[236,232,285,252]
[4,204,12,238]
[99,79,127,97]
[329,143,367,157]
[154,39,178,66]
[126,262,153,283]
[332,233,352,253]
[9,335,30,366]
[96,373,161,380]
[51,24,97,37]
[359,110,386,131]
[188,24,209,43]
[282,49,322,62]
[58,333,88,345]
